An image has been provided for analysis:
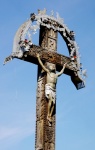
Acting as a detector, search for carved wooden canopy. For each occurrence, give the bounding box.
[4,9,86,89]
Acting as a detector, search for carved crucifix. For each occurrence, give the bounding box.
[4,9,86,150]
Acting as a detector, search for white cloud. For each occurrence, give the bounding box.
[0,111,35,150]
[0,125,34,141]
[0,127,19,140]
[0,125,34,150]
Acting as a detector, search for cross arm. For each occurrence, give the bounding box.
[4,45,85,89]
[19,45,85,89]
[18,45,77,74]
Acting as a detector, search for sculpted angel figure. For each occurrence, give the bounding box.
[37,53,67,125]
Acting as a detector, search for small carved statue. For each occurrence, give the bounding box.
[37,53,66,125]
[30,13,36,21]
[19,39,33,53]
[70,30,75,41]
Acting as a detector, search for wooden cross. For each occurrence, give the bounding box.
[4,10,85,150]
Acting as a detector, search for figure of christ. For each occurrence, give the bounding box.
[37,53,67,125]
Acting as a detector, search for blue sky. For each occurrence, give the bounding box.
[0,0,95,150]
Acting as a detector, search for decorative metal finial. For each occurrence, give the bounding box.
[51,10,54,17]
[56,12,64,24]
[38,8,47,15]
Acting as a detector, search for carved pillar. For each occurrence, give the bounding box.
[35,26,57,150]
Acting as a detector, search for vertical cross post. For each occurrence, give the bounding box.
[35,26,57,150]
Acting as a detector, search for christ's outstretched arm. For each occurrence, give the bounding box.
[56,63,67,77]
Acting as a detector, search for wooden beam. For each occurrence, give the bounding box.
[16,45,84,89]
[18,45,77,75]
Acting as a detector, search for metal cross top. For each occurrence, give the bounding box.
[4,9,86,150]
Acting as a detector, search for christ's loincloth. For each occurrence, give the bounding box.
[45,84,56,104]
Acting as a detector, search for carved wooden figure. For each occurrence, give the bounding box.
[37,53,66,125]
